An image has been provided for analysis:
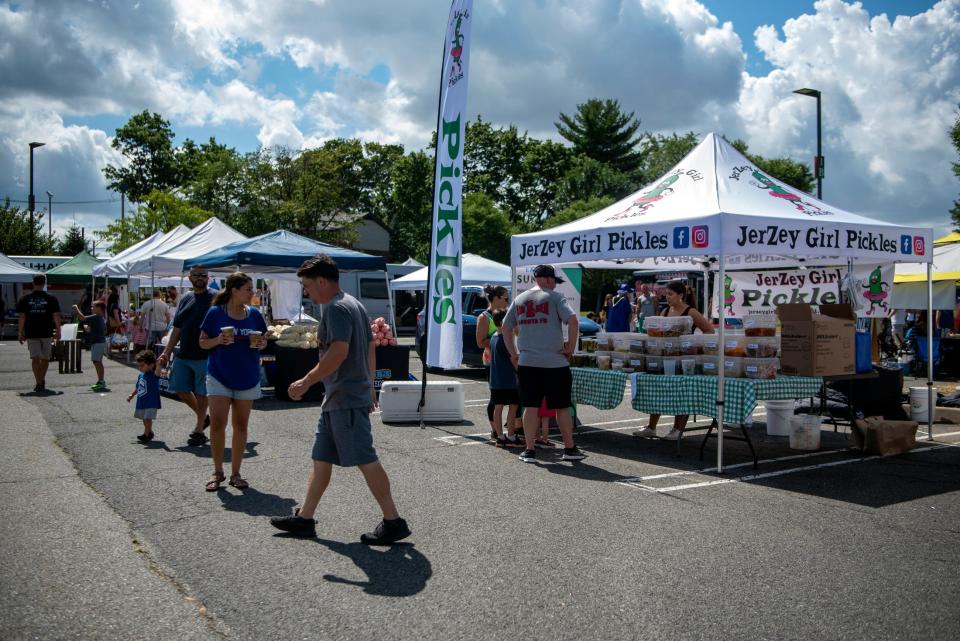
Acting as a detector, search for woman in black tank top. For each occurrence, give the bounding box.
[634,281,714,441]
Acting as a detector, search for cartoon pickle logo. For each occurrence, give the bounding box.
[723,274,736,316]
[448,9,469,87]
[731,166,833,217]
[861,266,889,315]
[605,172,686,222]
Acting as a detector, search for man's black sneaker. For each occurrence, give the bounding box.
[561,446,587,461]
[187,431,208,446]
[33,384,43,393]
[270,515,317,538]
[518,448,537,463]
[360,517,411,545]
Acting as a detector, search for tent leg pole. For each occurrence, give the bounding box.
[717,254,726,474]
[927,263,934,441]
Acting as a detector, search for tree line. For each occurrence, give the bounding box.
[3,98,818,263]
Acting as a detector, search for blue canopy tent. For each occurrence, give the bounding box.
[183,229,386,272]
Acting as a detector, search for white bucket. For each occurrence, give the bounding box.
[764,399,796,436]
[789,414,822,450]
[909,387,930,422]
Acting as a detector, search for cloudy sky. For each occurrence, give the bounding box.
[1,0,957,251]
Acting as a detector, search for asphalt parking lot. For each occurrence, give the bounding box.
[2,339,959,641]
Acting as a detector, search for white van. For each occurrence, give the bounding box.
[302,270,393,323]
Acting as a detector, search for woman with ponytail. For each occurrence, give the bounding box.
[476,284,520,444]
[633,280,714,441]
[198,272,268,491]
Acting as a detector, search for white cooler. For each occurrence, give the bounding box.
[379,381,464,423]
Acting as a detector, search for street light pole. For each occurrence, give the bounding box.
[793,88,823,199]
[46,191,53,242]
[28,142,45,254]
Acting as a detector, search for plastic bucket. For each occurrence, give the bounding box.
[789,414,822,450]
[764,399,796,436]
[909,387,930,422]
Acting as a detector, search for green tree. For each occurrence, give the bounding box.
[56,224,87,255]
[731,139,815,194]
[180,137,246,219]
[949,107,960,229]
[555,98,643,173]
[544,195,616,230]
[102,111,181,202]
[462,192,514,264]
[556,157,634,211]
[386,151,433,262]
[515,138,574,228]
[637,132,700,185]
[360,142,405,224]
[0,199,55,255]
[96,190,211,253]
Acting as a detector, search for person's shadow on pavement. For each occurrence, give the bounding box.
[174,441,260,460]
[142,439,173,452]
[216,486,298,517]
[312,538,432,597]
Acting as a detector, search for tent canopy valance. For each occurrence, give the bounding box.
[45,250,101,284]
[511,133,932,267]
[390,253,510,290]
[183,229,386,272]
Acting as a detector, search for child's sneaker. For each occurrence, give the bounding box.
[561,446,586,461]
[136,432,154,443]
[360,517,411,545]
[518,448,537,463]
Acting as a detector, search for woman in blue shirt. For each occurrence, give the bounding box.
[198,272,267,491]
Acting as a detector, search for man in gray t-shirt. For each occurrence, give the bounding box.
[272,254,409,545]
[502,264,585,463]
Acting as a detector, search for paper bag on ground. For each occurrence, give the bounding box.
[852,416,918,456]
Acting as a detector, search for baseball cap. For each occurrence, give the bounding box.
[532,265,565,283]
[617,283,632,294]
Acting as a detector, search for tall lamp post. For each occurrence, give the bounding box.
[46,191,53,243]
[28,141,46,254]
[793,88,823,199]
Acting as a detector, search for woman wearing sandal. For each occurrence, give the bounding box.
[198,272,268,491]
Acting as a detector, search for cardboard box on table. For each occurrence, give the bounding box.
[777,304,856,377]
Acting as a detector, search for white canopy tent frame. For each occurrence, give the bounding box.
[511,134,935,472]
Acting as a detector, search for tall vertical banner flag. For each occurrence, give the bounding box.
[427,0,473,369]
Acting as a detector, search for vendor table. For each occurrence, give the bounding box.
[571,367,628,410]
[630,373,823,468]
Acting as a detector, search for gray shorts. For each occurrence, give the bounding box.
[135,408,158,420]
[90,342,106,362]
[311,408,379,467]
[27,338,52,360]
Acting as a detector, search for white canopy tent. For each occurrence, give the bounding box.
[511,133,935,471]
[93,225,191,278]
[390,253,511,290]
[125,218,246,277]
[0,252,39,282]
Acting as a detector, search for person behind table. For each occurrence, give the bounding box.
[106,286,123,333]
[605,284,632,332]
[476,284,510,438]
[633,280,714,441]
[197,272,267,492]
[271,253,410,544]
[634,281,658,333]
[127,350,161,442]
[488,308,522,448]
[599,295,612,327]
[17,274,62,394]
[72,300,108,391]
[140,288,171,350]
[502,264,586,463]
[158,267,213,446]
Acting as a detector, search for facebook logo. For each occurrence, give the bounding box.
[900,235,913,255]
[673,227,689,249]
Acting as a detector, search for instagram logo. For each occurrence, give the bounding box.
[692,225,709,248]
[913,236,925,256]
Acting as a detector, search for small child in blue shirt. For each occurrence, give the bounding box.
[127,350,161,442]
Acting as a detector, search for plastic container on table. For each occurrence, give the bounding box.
[628,357,646,371]
[679,334,701,356]
[611,359,624,371]
[743,357,779,380]
[596,354,612,370]
[662,357,679,376]
[680,357,698,376]
[700,355,719,376]
[645,338,663,357]
[661,339,681,357]
[724,335,747,357]
[645,357,664,375]
[744,314,778,337]
[596,334,613,352]
[629,338,646,354]
[745,336,780,358]
[661,316,694,337]
[701,336,721,356]
[581,337,598,354]
[644,317,663,337]
[723,357,745,378]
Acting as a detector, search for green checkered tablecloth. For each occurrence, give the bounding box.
[630,373,823,423]
[571,367,629,410]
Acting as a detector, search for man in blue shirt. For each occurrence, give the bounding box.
[158,267,213,446]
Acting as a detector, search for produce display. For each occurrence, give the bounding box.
[268,323,319,350]
[370,317,398,347]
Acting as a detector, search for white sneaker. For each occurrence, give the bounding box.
[662,428,682,441]
[632,427,658,438]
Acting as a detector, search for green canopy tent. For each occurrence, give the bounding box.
[44,250,101,285]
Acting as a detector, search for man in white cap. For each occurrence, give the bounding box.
[501,264,585,463]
